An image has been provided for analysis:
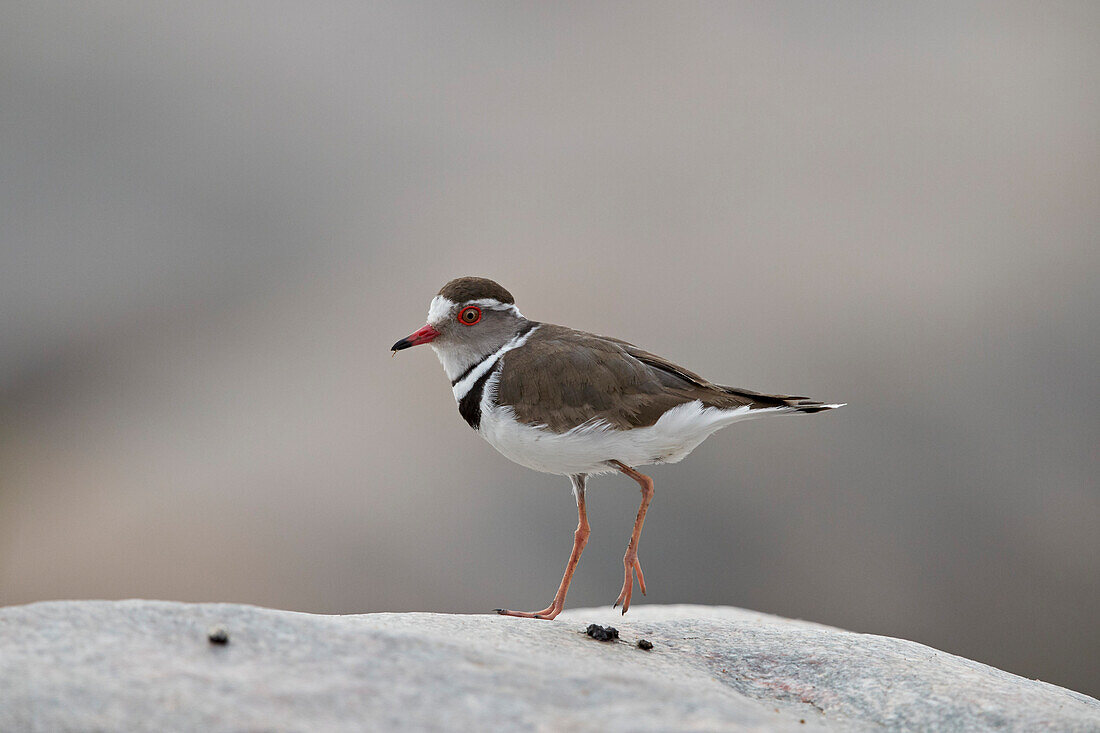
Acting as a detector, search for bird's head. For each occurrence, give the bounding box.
[391,277,529,381]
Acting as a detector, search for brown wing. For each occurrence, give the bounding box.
[496,324,798,433]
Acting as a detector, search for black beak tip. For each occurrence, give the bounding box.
[391,339,412,352]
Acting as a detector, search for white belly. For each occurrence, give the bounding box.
[476,372,787,475]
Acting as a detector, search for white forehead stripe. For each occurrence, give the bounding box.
[452,325,540,402]
[428,295,523,323]
[427,296,456,324]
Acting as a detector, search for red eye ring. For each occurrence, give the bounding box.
[458,306,481,325]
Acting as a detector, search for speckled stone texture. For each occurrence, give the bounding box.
[1,601,1096,732]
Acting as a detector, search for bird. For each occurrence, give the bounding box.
[392,276,843,619]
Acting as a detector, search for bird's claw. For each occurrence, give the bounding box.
[495,605,560,620]
[613,554,646,614]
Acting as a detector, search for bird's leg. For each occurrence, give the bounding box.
[497,474,590,620]
[610,460,653,614]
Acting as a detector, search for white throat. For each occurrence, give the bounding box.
[432,343,484,384]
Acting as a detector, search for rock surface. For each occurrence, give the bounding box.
[1,601,1097,732]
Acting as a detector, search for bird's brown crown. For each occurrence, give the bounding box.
[438,277,515,305]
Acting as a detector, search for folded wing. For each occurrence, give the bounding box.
[496,325,828,433]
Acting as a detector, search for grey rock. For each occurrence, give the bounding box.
[0,601,1096,732]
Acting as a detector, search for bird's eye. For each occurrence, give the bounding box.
[458,306,481,325]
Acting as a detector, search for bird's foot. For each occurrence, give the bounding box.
[495,604,561,620]
[612,554,646,614]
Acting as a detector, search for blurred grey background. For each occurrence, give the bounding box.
[2,1,1097,696]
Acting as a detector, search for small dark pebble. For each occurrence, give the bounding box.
[207,625,229,645]
[585,624,619,642]
[637,639,653,650]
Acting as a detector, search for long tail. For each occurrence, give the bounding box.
[719,385,845,414]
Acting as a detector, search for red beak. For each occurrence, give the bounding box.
[391,324,440,351]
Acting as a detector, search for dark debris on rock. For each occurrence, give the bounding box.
[585,624,619,642]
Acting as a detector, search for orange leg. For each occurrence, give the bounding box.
[497,474,590,620]
[609,460,653,614]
